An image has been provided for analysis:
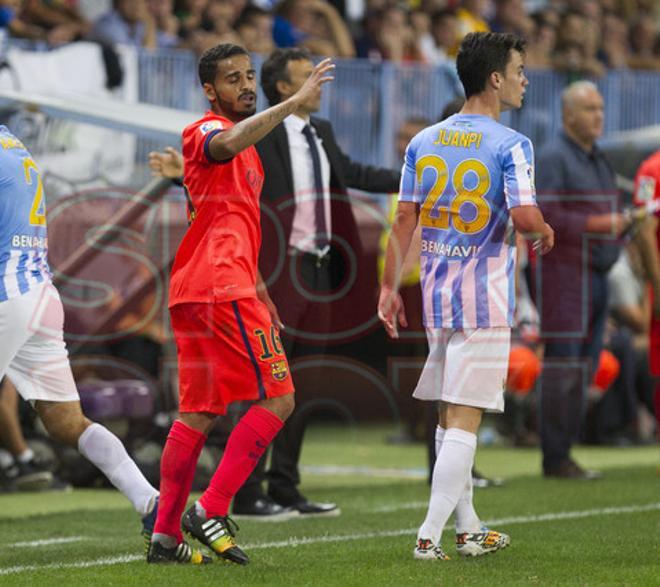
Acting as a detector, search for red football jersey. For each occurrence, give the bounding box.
[169,112,264,307]
[634,150,660,251]
[634,150,660,376]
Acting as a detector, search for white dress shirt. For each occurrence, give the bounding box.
[283,114,331,254]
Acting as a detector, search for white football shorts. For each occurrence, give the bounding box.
[413,327,511,412]
[0,281,78,403]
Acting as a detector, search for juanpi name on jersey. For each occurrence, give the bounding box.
[421,239,480,258]
[12,234,47,248]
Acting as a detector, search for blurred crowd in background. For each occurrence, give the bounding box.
[0,0,659,72]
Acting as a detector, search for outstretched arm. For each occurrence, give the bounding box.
[208,59,335,161]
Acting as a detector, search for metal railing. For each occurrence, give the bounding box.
[137,48,660,167]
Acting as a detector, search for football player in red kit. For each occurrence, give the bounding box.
[633,151,660,441]
[147,44,334,565]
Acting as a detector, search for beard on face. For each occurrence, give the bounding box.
[216,94,256,119]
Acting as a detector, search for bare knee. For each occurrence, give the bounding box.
[179,411,217,435]
[444,404,483,435]
[257,393,295,422]
[35,401,91,447]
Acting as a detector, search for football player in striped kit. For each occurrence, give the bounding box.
[379,32,554,560]
[0,125,161,555]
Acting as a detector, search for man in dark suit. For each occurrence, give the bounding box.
[233,48,401,517]
[147,47,400,518]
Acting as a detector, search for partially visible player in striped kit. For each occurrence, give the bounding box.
[379,32,554,560]
[0,125,160,549]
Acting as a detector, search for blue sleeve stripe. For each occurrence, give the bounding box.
[203,128,232,164]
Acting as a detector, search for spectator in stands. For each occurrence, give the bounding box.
[599,11,629,69]
[19,0,91,45]
[628,17,660,71]
[355,4,422,62]
[554,10,605,78]
[91,0,178,48]
[524,13,557,70]
[147,0,180,43]
[174,0,209,38]
[419,9,458,66]
[455,0,489,48]
[274,0,355,58]
[235,4,275,54]
[180,0,242,54]
[489,0,529,38]
[0,0,53,40]
[576,0,602,25]
[410,8,430,41]
[535,81,640,479]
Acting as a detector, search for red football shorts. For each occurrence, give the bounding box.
[650,317,660,377]
[170,298,294,415]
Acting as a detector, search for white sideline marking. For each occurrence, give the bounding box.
[371,501,428,513]
[301,465,426,479]
[8,536,87,548]
[0,555,142,576]
[1,502,658,576]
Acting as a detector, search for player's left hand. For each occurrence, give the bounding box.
[258,287,285,330]
[378,287,407,339]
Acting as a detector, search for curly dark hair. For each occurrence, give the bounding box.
[198,44,249,86]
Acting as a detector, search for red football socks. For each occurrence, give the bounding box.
[153,420,207,541]
[198,405,284,518]
[655,382,660,434]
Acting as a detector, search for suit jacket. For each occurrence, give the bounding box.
[256,116,400,286]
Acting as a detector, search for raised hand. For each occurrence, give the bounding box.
[292,58,335,111]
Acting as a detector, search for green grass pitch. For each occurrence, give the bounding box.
[0,425,658,586]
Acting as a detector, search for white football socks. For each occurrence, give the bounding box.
[434,426,481,534]
[78,423,158,516]
[418,427,477,545]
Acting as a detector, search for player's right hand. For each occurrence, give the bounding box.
[533,222,554,255]
[378,287,407,339]
[149,147,184,180]
[293,58,335,109]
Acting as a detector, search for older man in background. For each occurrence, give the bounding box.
[535,81,639,479]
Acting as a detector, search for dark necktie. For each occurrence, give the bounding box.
[301,124,329,248]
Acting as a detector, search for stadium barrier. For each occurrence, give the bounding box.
[135,49,660,168]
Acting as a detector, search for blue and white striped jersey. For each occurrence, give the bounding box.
[399,114,536,329]
[0,126,50,302]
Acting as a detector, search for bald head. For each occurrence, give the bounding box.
[561,81,604,150]
[561,81,599,114]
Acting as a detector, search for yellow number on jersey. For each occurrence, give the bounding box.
[417,156,491,234]
[417,155,449,229]
[23,157,46,226]
[451,159,491,234]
